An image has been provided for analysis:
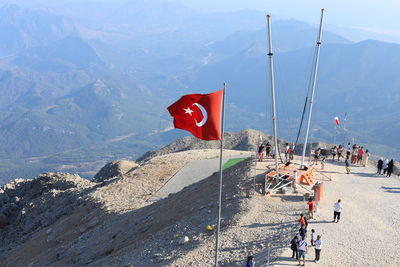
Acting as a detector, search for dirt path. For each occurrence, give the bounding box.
[274,160,400,267]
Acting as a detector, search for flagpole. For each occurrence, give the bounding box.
[267,14,280,182]
[214,82,226,267]
[333,124,336,145]
[300,8,325,168]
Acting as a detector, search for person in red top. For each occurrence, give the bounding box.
[299,214,306,227]
[357,146,364,165]
[307,198,315,219]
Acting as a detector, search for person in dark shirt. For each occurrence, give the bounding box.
[299,225,307,238]
[387,159,394,177]
[290,236,299,259]
[377,158,383,175]
[246,255,255,267]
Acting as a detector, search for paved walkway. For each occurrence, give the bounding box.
[273,160,400,266]
[154,152,252,199]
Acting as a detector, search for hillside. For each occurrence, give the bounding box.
[2,132,399,266]
[0,149,256,266]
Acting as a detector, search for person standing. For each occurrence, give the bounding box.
[357,146,364,165]
[361,149,370,167]
[333,199,343,223]
[331,146,337,161]
[291,236,299,259]
[299,225,307,239]
[290,144,294,160]
[299,214,306,228]
[265,142,271,158]
[307,198,315,219]
[337,145,344,162]
[383,158,389,175]
[351,146,358,164]
[346,142,351,159]
[258,144,264,162]
[271,146,276,159]
[345,156,350,174]
[246,256,255,267]
[387,159,394,177]
[310,229,316,246]
[285,143,290,162]
[377,158,383,175]
[321,157,326,170]
[315,235,323,263]
[297,236,308,266]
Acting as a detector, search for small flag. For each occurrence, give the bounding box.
[334,116,340,126]
[167,90,223,140]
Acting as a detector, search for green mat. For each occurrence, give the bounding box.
[223,157,249,170]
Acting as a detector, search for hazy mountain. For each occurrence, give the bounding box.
[0,2,398,184]
[0,4,77,56]
[190,38,400,158]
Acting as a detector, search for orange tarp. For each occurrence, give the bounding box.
[267,165,314,186]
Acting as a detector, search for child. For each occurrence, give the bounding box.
[321,157,326,170]
[345,156,350,174]
[310,229,316,246]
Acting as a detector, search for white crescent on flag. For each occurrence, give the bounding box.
[193,103,208,127]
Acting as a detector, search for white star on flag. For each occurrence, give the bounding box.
[183,107,194,116]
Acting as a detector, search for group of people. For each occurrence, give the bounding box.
[377,158,395,177]
[288,199,342,265]
[290,213,323,265]
[257,142,275,161]
[342,143,371,174]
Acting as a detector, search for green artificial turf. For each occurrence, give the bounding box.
[223,157,249,170]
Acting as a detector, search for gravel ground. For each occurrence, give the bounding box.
[274,160,400,267]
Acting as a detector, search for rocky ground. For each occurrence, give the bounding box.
[0,132,399,266]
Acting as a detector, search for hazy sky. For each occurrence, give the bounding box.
[1,0,400,35]
[179,0,400,34]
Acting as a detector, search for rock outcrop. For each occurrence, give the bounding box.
[138,129,289,162]
[0,173,95,253]
[93,160,138,182]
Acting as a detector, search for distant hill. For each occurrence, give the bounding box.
[0,2,398,184]
[0,4,77,56]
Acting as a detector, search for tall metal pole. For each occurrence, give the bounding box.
[342,112,348,145]
[333,124,336,145]
[214,83,226,267]
[266,15,280,182]
[300,9,325,168]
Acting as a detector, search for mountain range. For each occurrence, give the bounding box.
[0,1,399,184]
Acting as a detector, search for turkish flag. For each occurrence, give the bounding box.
[334,116,340,126]
[167,90,223,140]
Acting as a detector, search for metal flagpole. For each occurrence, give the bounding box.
[342,112,348,145]
[266,14,280,182]
[333,124,336,145]
[300,9,325,168]
[214,83,226,267]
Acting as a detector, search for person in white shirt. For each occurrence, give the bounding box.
[315,235,323,263]
[297,236,308,266]
[333,199,343,223]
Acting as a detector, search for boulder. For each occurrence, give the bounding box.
[93,160,138,182]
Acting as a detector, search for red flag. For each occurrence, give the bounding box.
[334,116,340,126]
[167,90,223,140]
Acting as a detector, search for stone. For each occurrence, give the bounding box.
[0,213,7,228]
[178,236,190,245]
